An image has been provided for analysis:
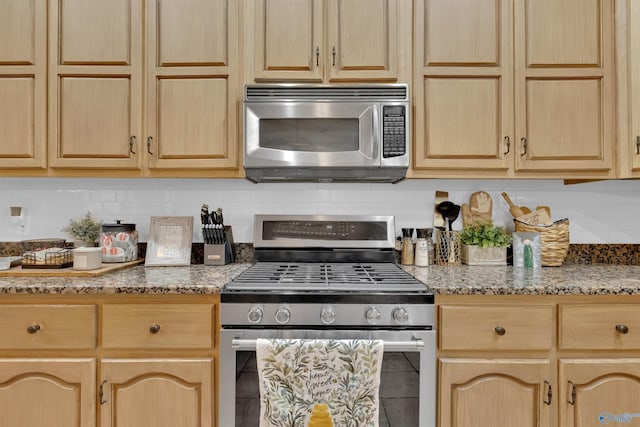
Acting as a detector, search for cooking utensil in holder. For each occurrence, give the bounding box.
[204,226,235,265]
[514,218,569,266]
[435,229,461,266]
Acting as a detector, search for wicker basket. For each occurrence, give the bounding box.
[514,218,569,266]
[21,238,66,252]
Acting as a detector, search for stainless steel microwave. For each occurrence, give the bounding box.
[243,84,409,183]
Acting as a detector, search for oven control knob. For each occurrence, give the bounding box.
[275,307,291,325]
[247,306,263,324]
[365,307,381,324]
[320,306,336,325]
[392,307,409,324]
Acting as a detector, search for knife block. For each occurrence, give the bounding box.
[204,226,235,265]
[204,241,233,265]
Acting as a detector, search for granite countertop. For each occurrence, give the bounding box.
[0,263,253,295]
[402,264,640,296]
[1,262,640,296]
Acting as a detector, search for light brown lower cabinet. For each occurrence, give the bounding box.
[559,359,640,427]
[439,358,553,427]
[100,358,213,427]
[0,358,96,427]
[0,296,218,427]
[438,296,640,427]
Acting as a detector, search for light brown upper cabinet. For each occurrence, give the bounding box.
[145,0,239,174]
[245,0,410,83]
[48,0,240,176]
[48,0,143,171]
[0,0,47,172]
[411,0,616,179]
[617,0,640,177]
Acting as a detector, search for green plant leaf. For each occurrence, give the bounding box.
[459,221,512,248]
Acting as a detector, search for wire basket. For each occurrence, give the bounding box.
[21,239,71,268]
[22,248,73,268]
[435,230,461,266]
[514,218,569,266]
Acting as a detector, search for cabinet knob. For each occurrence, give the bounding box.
[616,324,629,334]
[494,326,506,336]
[27,324,41,334]
[149,324,161,334]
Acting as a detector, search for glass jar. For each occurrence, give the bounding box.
[400,228,414,265]
[414,228,431,267]
[100,221,138,263]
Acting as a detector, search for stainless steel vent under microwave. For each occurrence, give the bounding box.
[243,84,409,183]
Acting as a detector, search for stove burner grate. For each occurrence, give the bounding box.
[227,262,425,292]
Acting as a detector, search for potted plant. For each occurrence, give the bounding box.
[459,221,512,265]
[63,212,102,247]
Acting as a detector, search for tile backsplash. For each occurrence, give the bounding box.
[0,177,638,244]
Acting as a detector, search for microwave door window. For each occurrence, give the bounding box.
[259,119,359,152]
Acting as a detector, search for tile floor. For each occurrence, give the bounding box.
[234,351,420,426]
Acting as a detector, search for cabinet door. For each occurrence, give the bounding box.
[146,0,239,172]
[559,359,640,426]
[326,0,398,81]
[253,0,324,81]
[439,358,553,427]
[48,0,143,170]
[514,0,615,176]
[0,358,95,427]
[100,359,213,427]
[0,0,47,170]
[630,0,640,173]
[412,0,512,176]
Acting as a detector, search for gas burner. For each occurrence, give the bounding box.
[226,262,426,292]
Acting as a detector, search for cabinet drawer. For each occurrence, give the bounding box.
[0,305,97,350]
[439,305,554,351]
[559,304,640,350]
[102,304,213,349]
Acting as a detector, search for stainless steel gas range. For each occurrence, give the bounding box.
[219,215,435,427]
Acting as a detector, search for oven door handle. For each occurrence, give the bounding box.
[231,338,425,351]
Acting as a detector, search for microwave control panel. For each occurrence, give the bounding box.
[382,105,406,158]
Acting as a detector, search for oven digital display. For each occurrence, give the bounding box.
[262,220,388,241]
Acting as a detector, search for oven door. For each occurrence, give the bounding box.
[219,328,436,427]
[244,102,380,168]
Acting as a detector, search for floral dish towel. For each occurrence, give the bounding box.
[256,338,384,427]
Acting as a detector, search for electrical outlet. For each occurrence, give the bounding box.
[15,216,30,236]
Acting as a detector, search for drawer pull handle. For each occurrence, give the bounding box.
[26,324,41,334]
[616,324,629,334]
[149,324,161,334]
[99,380,107,405]
[543,380,552,405]
[503,136,511,155]
[567,380,576,405]
[494,326,506,336]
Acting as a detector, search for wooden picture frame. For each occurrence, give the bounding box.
[145,216,193,266]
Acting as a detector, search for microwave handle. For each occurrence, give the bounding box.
[368,105,380,160]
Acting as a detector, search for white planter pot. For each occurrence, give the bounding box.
[461,245,507,265]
